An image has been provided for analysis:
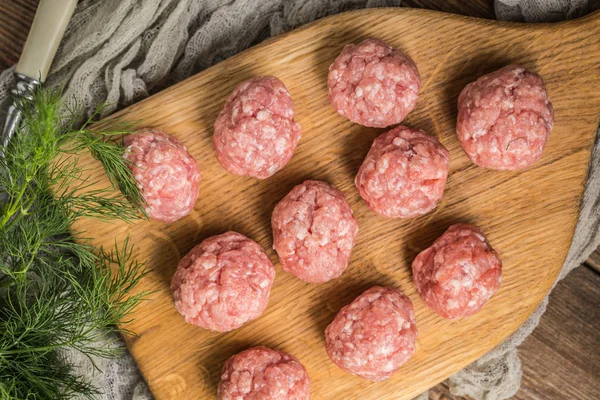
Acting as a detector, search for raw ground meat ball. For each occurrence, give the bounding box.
[355,126,449,218]
[123,130,200,223]
[271,180,359,283]
[412,223,502,319]
[325,286,418,381]
[213,76,302,179]
[218,346,310,400]
[170,232,275,332]
[328,38,421,128]
[457,65,554,170]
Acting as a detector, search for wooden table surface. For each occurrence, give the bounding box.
[1,1,598,399]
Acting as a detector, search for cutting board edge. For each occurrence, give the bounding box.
[78,7,600,400]
[98,8,600,129]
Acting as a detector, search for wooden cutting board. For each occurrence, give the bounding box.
[71,8,600,400]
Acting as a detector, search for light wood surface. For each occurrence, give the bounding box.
[67,8,600,400]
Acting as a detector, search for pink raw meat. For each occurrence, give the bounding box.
[123,130,200,223]
[271,180,359,283]
[213,76,302,179]
[457,65,554,170]
[412,223,502,319]
[170,232,275,332]
[218,346,310,400]
[325,286,418,381]
[355,126,449,218]
[328,38,420,128]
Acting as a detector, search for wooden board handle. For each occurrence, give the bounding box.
[15,0,77,81]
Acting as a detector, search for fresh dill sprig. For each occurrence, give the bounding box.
[62,111,147,216]
[0,86,149,399]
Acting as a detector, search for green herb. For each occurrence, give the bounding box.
[0,87,148,399]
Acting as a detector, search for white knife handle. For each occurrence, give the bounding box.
[15,0,78,81]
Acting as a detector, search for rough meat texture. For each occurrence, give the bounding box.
[412,224,502,319]
[325,286,417,381]
[170,232,275,332]
[218,346,310,400]
[457,65,554,170]
[124,130,200,223]
[213,76,302,179]
[355,126,449,218]
[328,38,420,128]
[272,180,358,283]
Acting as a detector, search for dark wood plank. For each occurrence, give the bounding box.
[586,248,600,273]
[428,266,600,400]
[429,382,467,400]
[515,266,600,399]
[0,0,38,70]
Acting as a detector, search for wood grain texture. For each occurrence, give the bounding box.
[586,249,600,273]
[1,1,598,399]
[427,266,600,400]
[66,8,600,399]
[0,0,39,70]
[429,382,462,399]
[515,266,600,399]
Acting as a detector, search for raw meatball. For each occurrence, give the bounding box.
[412,224,502,319]
[325,286,417,381]
[328,38,421,128]
[218,346,310,400]
[355,126,449,218]
[271,180,359,283]
[213,76,302,179]
[123,130,200,223]
[171,232,275,332]
[457,65,554,170]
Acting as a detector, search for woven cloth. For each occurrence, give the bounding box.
[0,1,598,399]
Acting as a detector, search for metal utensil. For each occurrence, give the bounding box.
[0,0,78,157]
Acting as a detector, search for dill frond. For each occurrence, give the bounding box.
[0,86,150,398]
[63,129,147,218]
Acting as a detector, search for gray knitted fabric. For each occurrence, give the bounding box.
[0,1,597,399]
